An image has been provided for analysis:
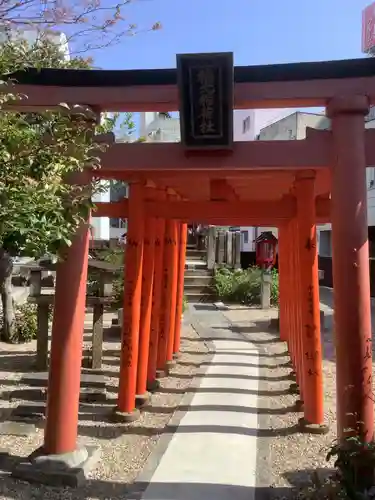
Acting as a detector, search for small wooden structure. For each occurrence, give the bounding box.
[25,259,121,371]
[205,228,241,269]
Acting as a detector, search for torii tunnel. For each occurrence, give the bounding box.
[8,55,375,457]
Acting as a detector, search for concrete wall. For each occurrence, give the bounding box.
[295,113,330,139]
[233,110,256,141]
[139,110,256,143]
[259,113,298,140]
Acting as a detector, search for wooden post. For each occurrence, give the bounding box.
[173,222,187,356]
[29,269,42,297]
[90,271,113,370]
[217,232,225,264]
[136,216,156,402]
[36,303,50,371]
[43,223,90,455]
[234,231,241,269]
[207,226,216,270]
[328,96,373,441]
[29,268,49,371]
[116,183,144,422]
[226,231,233,267]
[296,174,326,431]
[91,302,103,370]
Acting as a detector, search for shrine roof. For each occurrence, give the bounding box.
[6,57,375,87]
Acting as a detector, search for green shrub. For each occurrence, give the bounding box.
[0,303,38,343]
[212,265,279,306]
[182,295,188,313]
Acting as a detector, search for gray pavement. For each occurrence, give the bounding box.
[135,304,260,500]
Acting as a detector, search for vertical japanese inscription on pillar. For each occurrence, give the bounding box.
[176,52,234,150]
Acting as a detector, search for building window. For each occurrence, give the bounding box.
[110,218,127,229]
[319,230,332,257]
[368,167,375,189]
[241,230,249,244]
[242,116,251,134]
[110,180,128,202]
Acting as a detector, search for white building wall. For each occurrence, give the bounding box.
[241,227,256,252]
[259,113,298,141]
[140,110,256,143]
[92,182,110,240]
[233,110,256,141]
[0,28,70,61]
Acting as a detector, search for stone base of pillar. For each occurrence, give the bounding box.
[294,399,304,412]
[281,360,293,368]
[135,392,151,408]
[155,369,167,379]
[112,408,140,423]
[165,360,176,373]
[12,445,100,488]
[146,379,160,392]
[172,352,181,360]
[298,417,329,435]
[288,383,300,395]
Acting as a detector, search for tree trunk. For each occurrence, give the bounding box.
[0,249,16,343]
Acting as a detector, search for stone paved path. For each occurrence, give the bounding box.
[134,303,261,500]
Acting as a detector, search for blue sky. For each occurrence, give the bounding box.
[90,0,373,133]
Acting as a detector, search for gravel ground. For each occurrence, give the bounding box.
[0,312,209,499]
[222,304,339,499]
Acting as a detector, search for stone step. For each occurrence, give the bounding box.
[185,249,206,260]
[184,291,216,302]
[20,372,106,389]
[184,268,212,277]
[184,275,213,286]
[185,260,208,270]
[184,284,212,294]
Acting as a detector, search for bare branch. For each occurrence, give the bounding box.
[0,0,162,55]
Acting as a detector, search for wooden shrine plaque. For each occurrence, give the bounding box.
[176,52,234,150]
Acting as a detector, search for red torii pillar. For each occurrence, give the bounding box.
[288,218,305,408]
[295,174,326,433]
[174,222,188,356]
[115,182,144,422]
[277,225,288,343]
[44,222,90,455]
[136,211,156,405]
[148,212,166,387]
[327,95,374,442]
[158,217,179,373]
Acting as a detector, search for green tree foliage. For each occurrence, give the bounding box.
[0,39,109,342]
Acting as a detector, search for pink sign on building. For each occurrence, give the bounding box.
[362,2,375,53]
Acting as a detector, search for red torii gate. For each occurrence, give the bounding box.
[7,56,375,481]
